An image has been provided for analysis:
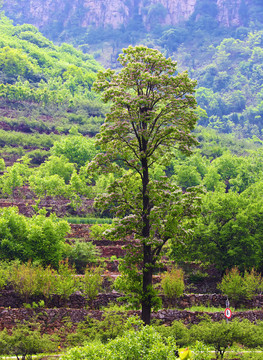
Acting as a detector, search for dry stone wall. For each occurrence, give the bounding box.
[1,307,263,333]
[2,288,263,310]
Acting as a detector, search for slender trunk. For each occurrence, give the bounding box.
[141,156,152,325]
[142,243,153,325]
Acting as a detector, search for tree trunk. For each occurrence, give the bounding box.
[141,155,153,325]
[142,243,153,325]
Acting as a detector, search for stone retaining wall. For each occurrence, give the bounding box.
[1,289,263,310]
[1,307,263,332]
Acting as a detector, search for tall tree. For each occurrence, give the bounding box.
[92,46,201,324]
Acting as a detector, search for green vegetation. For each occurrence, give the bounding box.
[1,8,263,359]
[0,322,58,360]
[61,316,263,360]
[0,260,103,304]
[160,266,185,300]
[190,319,261,360]
[0,206,70,267]
[218,267,263,304]
[62,325,179,360]
[169,148,263,273]
[66,217,113,224]
[0,14,106,161]
[64,240,100,273]
[92,45,201,324]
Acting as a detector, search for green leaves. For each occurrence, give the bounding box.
[92,45,201,323]
[62,326,178,360]
[93,45,199,177]
[0,206,70,267]
[218,267,263,302]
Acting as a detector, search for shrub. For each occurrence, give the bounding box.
[80,266,104,301]
[66,316,98,346]
[10,261,40,303]
[89,223,113,240]
[35,264,57,301]
[67,312,141,347]
[9,262,57,303]
[218,267,263,303]
[95,305,129,343]
[0,261,10,290]
[54,260,81,299]
[156,320,190,347]
[0,322,58,359]
[64,240,100,273]
[188,269,208,284]
[243,268,263,299]
[160,266,185,299]
[190,341,210,360]
[62,326,178,360]
[190,319,257,360]
[7,260,84,303]
[0,207,70,267]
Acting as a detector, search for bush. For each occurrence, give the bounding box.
[8,260,84,303]
[10,261,40,302]
[190,319,257,360]
[80,266,104,301]
[190,341,210,360]
[67,311,141,347]
[188,269,208,284]
[9,262,59,303]
[89,223,113,240]
[94,305,129,343]
[156,320,190,347]
[55,260,81,299]
[64,240,100,273]
[62,325,178,360]
[0,322,58,359]
[0,207,70,267]
[160,266,185,299]
[0,261,10,290]
[35,265,57,301]
[218,267,263,303]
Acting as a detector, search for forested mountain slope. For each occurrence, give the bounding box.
[2,1,263,139]
[0,15,106,163]
[192,31,263,138]
[0,9,263,327]
[2,0,262,38]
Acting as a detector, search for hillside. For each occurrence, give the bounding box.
[2,0,263,64]
[0,10,263,359]
[0,15,106,164]
[2,1,263,140]
[2,0,262,38]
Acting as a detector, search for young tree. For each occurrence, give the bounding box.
[92,46,201,324]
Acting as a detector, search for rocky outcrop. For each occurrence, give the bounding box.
[82,0,130,29]
[3,0,250,31]
[139,0,197,27]
[217,0,243,26]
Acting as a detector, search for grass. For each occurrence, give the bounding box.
[65,217,112,224]
[184,305,262,312]
[185,305,226,312]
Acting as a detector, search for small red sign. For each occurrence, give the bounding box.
[224,308,232,319]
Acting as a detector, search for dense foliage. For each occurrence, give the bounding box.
[91,45,202,324]
[0,14,106,161]
[0,207,69,267]
[4,0,263,141]
[1,5,263,359]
